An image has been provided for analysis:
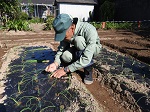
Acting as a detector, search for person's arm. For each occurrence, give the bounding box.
[68,28,98,72]
[54,41,70,66]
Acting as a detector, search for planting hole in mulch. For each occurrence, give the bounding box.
[0,44,102,112]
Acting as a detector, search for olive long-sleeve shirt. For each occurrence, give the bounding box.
[54,20,102,72]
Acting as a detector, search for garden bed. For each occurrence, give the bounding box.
[93,47,150,111]
[0,44,103,112]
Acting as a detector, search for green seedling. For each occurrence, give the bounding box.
[59,92,71,102]
[60,105,65,112]
[8,97,22,107]
[40,105,55,112]
[20,107,32,112]
[18,82,23,94]
[25,60,50,63]
[25,97,41,107]
[42,78,57,98]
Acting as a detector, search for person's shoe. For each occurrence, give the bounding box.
[84,65,93,85]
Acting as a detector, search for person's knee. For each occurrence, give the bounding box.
[74,36,86,50]
[61,51,73,63]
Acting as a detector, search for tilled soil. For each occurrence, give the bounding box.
[99,29,150,65]
[0,29,150,112]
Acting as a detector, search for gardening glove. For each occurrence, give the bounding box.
[45,62,58,72]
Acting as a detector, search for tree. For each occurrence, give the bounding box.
[93,0,115,21]
[99,1,115,21]
[0,0,21,23]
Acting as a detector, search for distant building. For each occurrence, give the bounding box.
[20,0,55,18]
[54,0,98,21]
[20,0,98,21]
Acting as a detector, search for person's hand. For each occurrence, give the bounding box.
[50,68,66,78]
[45,62,58,72]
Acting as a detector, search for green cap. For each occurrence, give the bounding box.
[53,13,72,41]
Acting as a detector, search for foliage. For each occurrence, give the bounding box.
[6,20,30,31]
[89,21,133,30]
[28,5,34,17]
[99,1,115,21]
[106,22,133,30]
[29,17,44,23]
[0,0,46,31]
[26,0,34,18]
[90,22,102,29]
[44,16,54,30]
[94,0,115,21]
[0,0,21,21]
[0,0,24,28]
[19,12,29,20]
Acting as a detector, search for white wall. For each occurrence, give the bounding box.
[58,4,94,21]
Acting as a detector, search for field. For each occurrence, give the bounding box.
[0,29,150,112]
